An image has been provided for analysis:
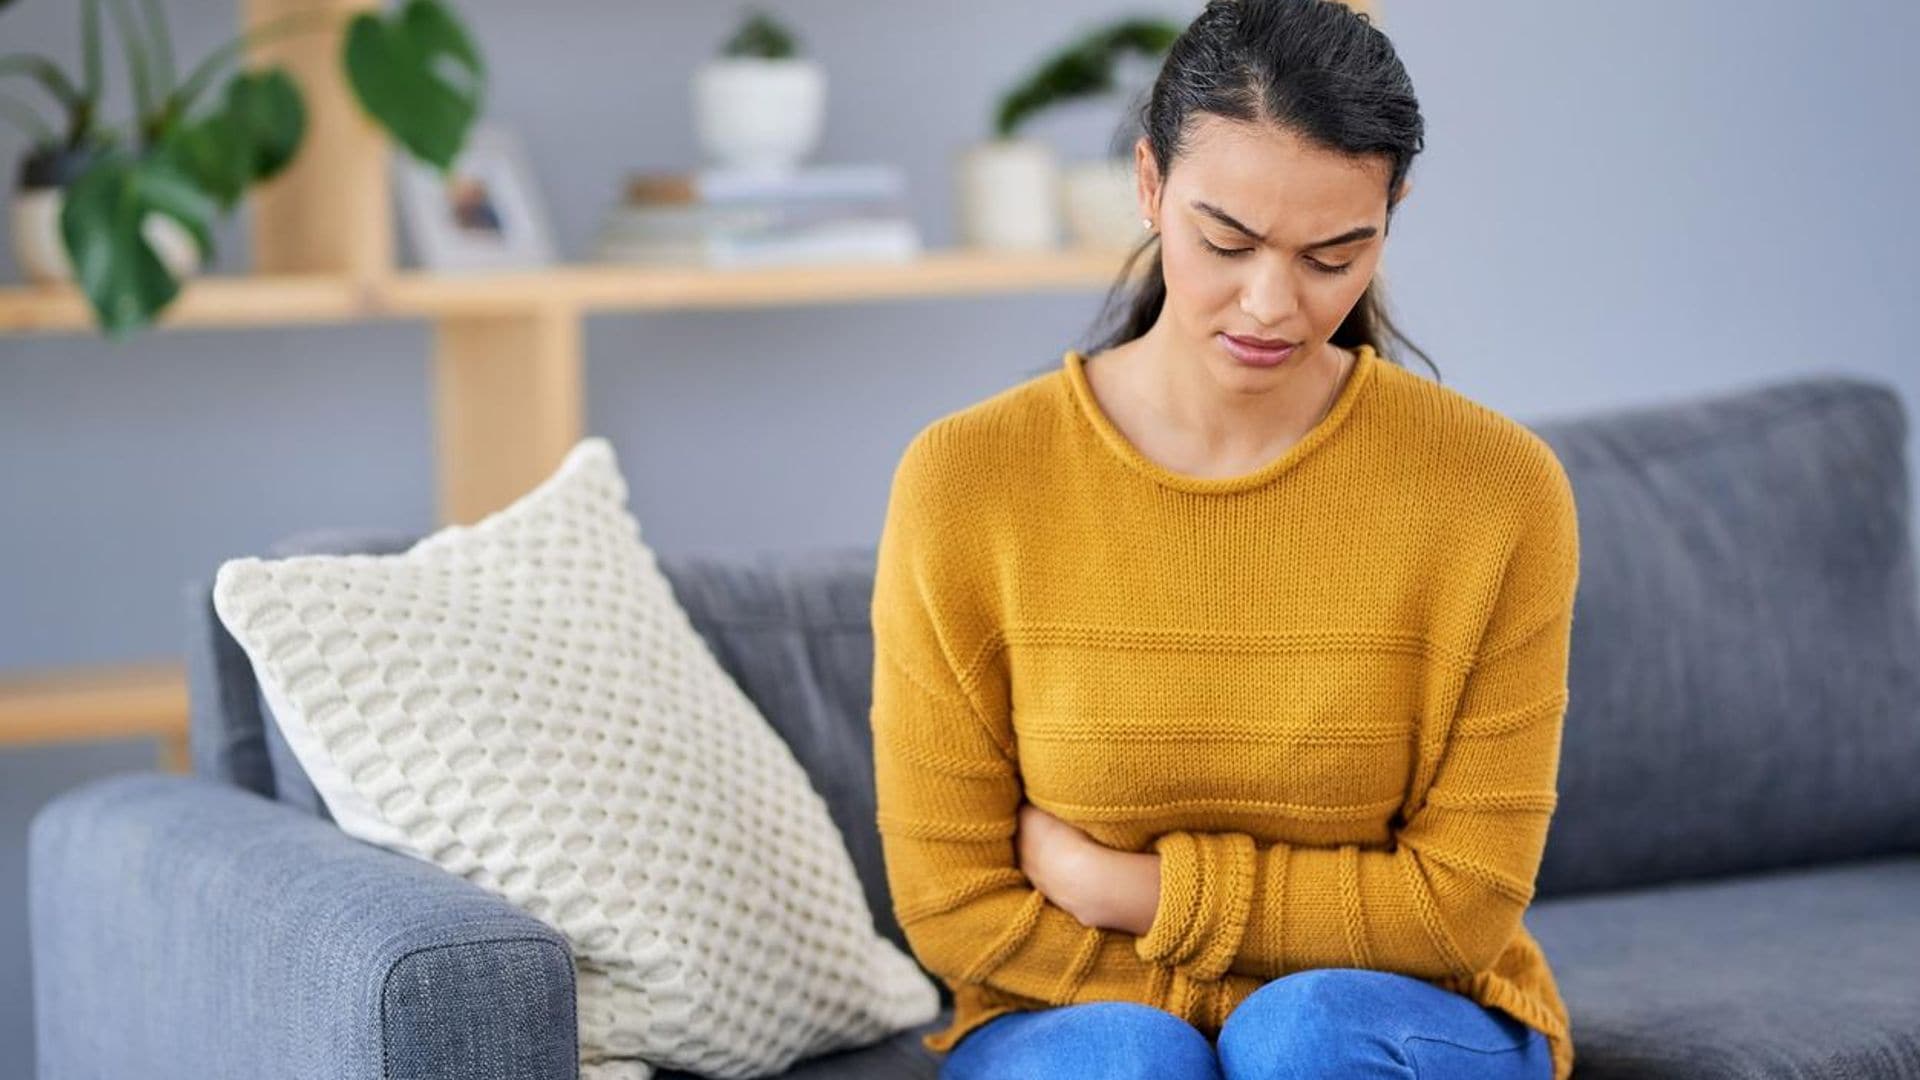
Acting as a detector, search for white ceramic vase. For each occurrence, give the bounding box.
[956,137,1061,251]
[1062,157,1142,252]
[11,184,201,285]
[691,57,827,171]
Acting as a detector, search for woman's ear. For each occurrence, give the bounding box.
[1135,136,1161,229]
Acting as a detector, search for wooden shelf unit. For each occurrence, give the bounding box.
[0,0,1158,762]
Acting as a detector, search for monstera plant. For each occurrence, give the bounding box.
[956,17,1181,251]
[1,0,485,338]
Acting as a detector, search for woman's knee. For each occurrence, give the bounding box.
[1216,970,1408,1079]
[1216,968,1539,1080]
[941,1001,1222,1080]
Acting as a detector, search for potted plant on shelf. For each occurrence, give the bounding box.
[4,0,199,287]
[1,0,486,338]
[958,17,1180,252]
[691,8,826,172]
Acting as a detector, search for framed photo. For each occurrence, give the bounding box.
[396,123,556,272]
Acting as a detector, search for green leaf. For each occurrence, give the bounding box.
[102,0,155,127]
[167,7,328,124]
[721,10,799,60]
[80,0,104,103]
[994,18,1183,140]
[136,0,176,98]
[0,54,84,111]
[224,68,303,178]
[343,0,483,172]
[159,112,247,208]
[59,148,219,339]
[161,67,305,209]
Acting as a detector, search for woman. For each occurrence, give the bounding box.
[868,1,1579,1078]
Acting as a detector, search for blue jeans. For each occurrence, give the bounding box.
[938,968,1554,1080]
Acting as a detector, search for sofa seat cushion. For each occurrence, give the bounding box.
[1525,855,1920,1078]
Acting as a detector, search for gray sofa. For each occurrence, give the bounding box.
[29,370,1920,1079]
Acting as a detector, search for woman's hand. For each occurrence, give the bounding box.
[1016,801,1161,935]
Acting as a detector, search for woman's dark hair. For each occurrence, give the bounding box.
[1080,0,1436,379]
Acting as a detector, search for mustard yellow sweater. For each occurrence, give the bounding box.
[869,342,1580,1080]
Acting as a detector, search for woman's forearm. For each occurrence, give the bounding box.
[1018,801,1163,936]
[1078,847,1162,937]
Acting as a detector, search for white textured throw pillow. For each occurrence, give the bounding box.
[211,437,939,1079]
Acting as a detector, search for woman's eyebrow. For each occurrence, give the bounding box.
[1191,200,1378,250]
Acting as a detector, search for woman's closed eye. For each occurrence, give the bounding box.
[1198,235,1354,275]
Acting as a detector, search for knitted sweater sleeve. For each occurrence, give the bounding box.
[1136,451,1582,984]
[870,433,1187,1007]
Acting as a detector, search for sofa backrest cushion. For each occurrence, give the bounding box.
[1529,374,1920,897]
[646,547,904,956]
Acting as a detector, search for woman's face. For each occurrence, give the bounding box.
[1135,115,1404,382]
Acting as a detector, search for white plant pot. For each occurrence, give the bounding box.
[956,137,1061,252]
[1062,158,1142,252]
[11,184,201,285]
[692,58,826,171]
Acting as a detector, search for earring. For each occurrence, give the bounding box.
[1142,217,1154,231]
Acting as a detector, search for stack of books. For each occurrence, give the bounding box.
[593,162,923,268]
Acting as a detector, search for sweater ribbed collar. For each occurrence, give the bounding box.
[1060,342,1378,496]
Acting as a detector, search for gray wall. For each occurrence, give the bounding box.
[3,0,1916,1073]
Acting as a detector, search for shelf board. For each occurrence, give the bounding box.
[0,275,376,334]
[0,661,188,752]
[0,246,1144,334]
[381,246,1142,317]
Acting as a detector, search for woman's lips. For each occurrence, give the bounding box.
[1218,332,1300,367]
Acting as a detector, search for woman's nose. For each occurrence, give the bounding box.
[1240,261,1300,328]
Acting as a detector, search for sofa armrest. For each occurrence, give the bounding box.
[29,772,579,1080]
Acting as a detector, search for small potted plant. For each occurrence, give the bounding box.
[1,0,486,338]
[692,8,825,172]
[4,0,199,285]
[959,18,1180,252]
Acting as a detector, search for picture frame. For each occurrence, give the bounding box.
[395,123,557,272]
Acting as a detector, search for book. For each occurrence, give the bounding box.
[625,162,907,206]
[595,160,922,268]
[595,215,921,269]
